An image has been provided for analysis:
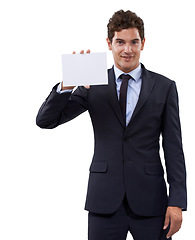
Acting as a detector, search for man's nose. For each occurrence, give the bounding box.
[124,44,132,53]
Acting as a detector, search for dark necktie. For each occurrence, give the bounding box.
[119,74,131,121]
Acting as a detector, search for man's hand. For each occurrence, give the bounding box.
[163,206,182,238]
[61,49,91,91]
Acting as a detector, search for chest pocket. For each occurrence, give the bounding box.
[146,103,164,112]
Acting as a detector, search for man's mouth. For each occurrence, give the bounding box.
[121,55,134,60]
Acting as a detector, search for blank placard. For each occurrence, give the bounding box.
[62,52,108,86]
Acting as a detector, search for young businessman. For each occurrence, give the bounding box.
[36,10,187,240]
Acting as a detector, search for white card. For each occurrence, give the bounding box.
[62,52,108,86]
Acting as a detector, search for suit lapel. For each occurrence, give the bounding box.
[127,64,155,127]
[107,67,126,128]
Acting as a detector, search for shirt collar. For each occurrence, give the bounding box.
[114,64,142,83]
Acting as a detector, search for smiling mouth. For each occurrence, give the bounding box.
[121,55,134,60]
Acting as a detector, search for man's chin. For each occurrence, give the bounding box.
[120,64,134,73]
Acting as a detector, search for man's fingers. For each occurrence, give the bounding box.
[80,50,91,54]
[166,219,181,239]
[164,207,182,239]
[163,213,170,230]
[72,50,91,54]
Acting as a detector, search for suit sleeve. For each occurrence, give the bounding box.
[161,81,187,210]
[36,84,88,129]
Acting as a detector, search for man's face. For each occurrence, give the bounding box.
[107,28,145,73]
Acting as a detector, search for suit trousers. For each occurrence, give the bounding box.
[88,196,171,240]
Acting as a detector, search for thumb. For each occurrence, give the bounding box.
[163,212,170,229]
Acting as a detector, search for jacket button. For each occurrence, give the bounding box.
[124,138,129,143]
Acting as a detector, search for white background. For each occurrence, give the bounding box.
[0,0,194,239]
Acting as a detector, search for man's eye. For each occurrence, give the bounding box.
[117,41,123,45]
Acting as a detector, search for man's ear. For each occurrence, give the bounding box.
[141,38,145,51]
[106,37,112,50]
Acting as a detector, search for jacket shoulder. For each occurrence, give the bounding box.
[146,69,174,87]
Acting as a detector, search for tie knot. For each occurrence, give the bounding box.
[120,74,131,81]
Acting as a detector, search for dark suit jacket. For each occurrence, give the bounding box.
[36,64,187,216]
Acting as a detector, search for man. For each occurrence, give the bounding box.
[36,10,187,240]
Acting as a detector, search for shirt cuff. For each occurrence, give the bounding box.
[56,82,73,94]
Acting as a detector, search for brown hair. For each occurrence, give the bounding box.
[107,10,145,42]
